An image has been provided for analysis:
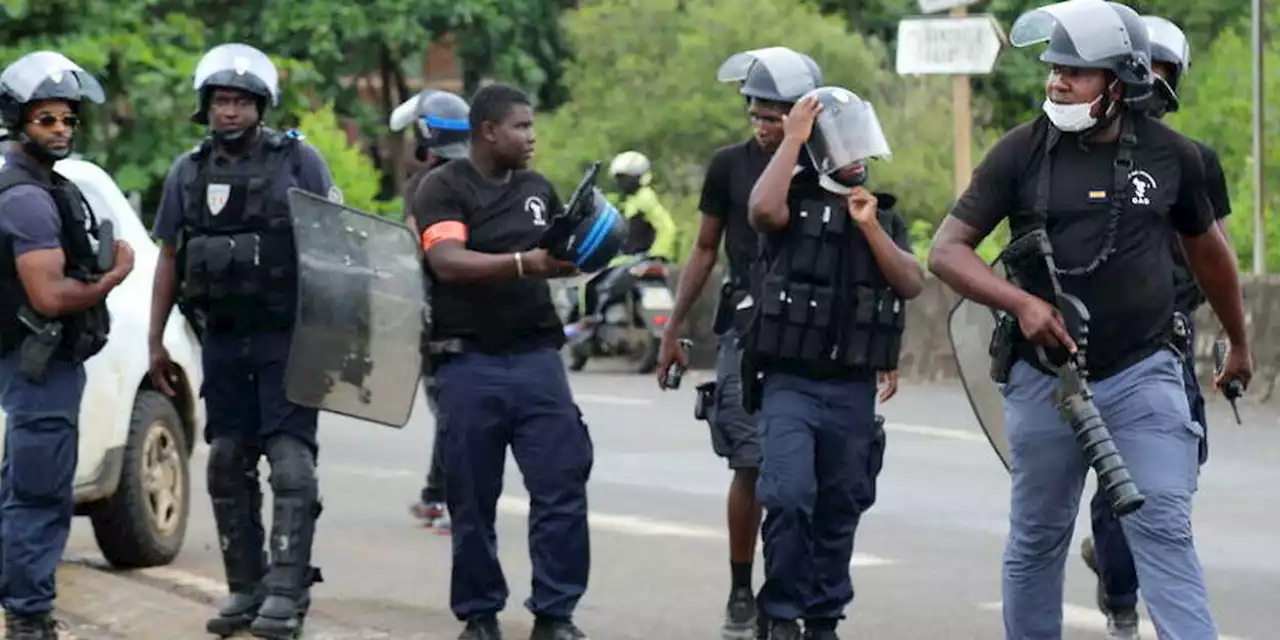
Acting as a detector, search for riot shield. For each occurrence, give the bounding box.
[946,261,1011,470]
[284,188,426,428]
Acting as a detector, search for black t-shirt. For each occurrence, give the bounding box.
[699,139,771,289]
[949,114,1215,379]
[412,160,565,354]
[1170,140,1232,312]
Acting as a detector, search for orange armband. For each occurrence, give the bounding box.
[421,221,467,251]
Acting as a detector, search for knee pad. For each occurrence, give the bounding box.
[207,437,258,497]
[264,435,318,499]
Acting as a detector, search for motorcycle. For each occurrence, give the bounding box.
[553,254,675,374]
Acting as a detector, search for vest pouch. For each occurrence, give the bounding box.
[203,237,235,300]
[842,286,877,368]
[798,285,834,361]
[243,177,271,223]
[851,285,878,325]
[229,233,263,297]
[779,283,809,357]
[870,331,901,371]
[181,236,214,302]
[792,207,825,279]
[753,275,789,357]
[875,291,903,328]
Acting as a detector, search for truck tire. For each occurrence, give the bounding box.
[90,390,190,568]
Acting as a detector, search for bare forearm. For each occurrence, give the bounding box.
[861,220,924,299]
[43,276,116,316]
[149,252,178,344]
[1182,231,1248,346]
[928,243,1033,315]
[429,247,522,284]
[665,245,717,335]
[749,137,804,233]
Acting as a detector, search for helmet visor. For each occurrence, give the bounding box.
[1010,0,1136,62]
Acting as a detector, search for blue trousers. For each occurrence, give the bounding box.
[433,347,593,621]
[0,355,85,615]
[1088,323,1209,613]
[756,372,883,624]
[1002,350,1215,639]
[201,331,319,448]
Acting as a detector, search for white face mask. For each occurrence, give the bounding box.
[1042,96,1100,132]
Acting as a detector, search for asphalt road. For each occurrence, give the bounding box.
[52,362,1280,639]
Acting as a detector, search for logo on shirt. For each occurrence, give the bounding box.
[1128,170,1158,207]
[206,183,231,216]
[525,196,548,227]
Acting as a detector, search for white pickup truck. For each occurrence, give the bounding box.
[0,156,204,568]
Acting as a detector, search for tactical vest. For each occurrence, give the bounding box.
[745,185,905,373]
[0,164,110,360]
[178,132,299,336]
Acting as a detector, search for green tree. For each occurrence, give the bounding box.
[535,0,999,261]
[296,104,402,218]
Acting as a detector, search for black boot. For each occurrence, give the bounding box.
[768,620,803,640]
[459,616,503,640]
[4,611,59,640]
[528,617,587,640]
[205,438,267,637]
[251,437,322,640]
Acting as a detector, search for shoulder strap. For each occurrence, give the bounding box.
[0,167,44,197]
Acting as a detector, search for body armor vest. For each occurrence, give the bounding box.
[745,185,905,373]
[179,132,298,336]
[0,165,110,360]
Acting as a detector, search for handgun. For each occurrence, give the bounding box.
[1213,339,1244,425]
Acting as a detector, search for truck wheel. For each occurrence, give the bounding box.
[90,390,190,568]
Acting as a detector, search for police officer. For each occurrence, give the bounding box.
[1076,15,1235,638]
[654,46,823,640]
[0,51,133,640]
[746,86,922,640]
[390,88,472,532]
[412,82,619,640]
[607,150,678,262]
[146,43,337,640]
[927,2,1251,638]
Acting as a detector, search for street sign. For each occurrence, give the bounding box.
[895,15,1006,76]
[918,0,979,13]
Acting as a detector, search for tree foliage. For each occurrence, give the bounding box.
[534,0,1000,260]
[296,104,402,218]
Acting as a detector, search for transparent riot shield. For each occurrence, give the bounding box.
[946,261,1011,470]
[284,188,426,428]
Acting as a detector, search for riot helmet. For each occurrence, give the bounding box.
[390,89,471,163]
[191,43,280,143]
[1011,0,1153,91]
[717,47,824,104]
[0,51,105,161]
[1142,15,1190,114]
[799,87,892,195]
[550,188,629,273]
[608,150,651,195]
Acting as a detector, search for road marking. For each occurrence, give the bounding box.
[884,421,988,443]
[573,393,654,406]
[496,496,897,568]
[978,601,1250,640]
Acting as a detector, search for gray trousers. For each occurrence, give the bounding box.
[1001,349,1215,640]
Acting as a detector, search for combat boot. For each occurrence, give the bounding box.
[249,495,323,639]
[528,617,588,640]
[459,616,503,640]
[803,628,840,640]
[768,620,803,640]
[4,612,59,640]
[206,450,268,637]
[722,586,758,640]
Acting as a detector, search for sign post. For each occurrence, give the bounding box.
[896,1,1004,199]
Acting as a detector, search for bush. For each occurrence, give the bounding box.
[296,103,402,218]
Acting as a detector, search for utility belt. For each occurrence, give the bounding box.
[749,275,903,371]
[2,305,108,383]
[180,230,296,336]
[988,310,1190,383]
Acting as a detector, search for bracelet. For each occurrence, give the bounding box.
[514,251,525,278]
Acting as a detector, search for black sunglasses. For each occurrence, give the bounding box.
[32,114,79,128]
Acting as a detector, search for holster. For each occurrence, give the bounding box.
[1169,311,1192,360]
[16,307,62,384]
[988,313,1017,384]
[694,381,715,421]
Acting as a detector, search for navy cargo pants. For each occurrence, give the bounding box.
[1087,319,1208,613]
[1002,350,1215,639]
[756,371,884,626]
[432,347,593,621]
[0,354,85,616]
